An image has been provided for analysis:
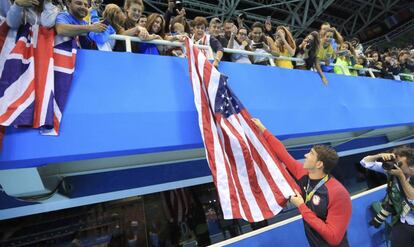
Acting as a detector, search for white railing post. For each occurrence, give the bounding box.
[368,69,375,78]
[125,36,132,53]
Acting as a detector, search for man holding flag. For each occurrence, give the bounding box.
[184,36,351,247]
[252,118,352,247]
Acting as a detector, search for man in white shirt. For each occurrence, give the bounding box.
[360,147,414,246]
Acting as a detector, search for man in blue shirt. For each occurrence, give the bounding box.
[55,0,107,49]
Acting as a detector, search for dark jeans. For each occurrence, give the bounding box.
[391,221,414,247]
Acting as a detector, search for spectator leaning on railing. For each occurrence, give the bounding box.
[317,28,336,73]
[209,17,229,61]
[123,0,148,37]
[139,13,165,55]
[192,16,223,68]
[55,0,107,49]
[295,31,328,85]
[6,0,59,29]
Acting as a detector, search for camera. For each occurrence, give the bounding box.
[377,158,401,171]
[369,196,396,228]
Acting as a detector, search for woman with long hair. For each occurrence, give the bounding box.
[270,26,296,69]
[295,31,328,84]
[138,13,165,55]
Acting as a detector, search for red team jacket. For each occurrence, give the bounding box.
[264,130,352,247]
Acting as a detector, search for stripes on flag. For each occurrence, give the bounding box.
[0,24,76,136]
[185,38,299,222]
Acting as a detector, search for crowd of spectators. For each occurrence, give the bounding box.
[1,0,413,84]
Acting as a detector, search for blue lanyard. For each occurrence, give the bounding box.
[305,175,329,203]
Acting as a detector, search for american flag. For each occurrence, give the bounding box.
[185,38,298,222]
[0,24,76,136]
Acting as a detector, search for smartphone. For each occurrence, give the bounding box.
[266,16,271,23]
[253,43,264,49]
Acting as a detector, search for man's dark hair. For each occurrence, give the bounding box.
[251,22,263,31]
[313,145,339,174]
[394,147,414,167]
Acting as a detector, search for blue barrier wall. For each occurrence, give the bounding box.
[1,50,414,169]
[227,188,387,247]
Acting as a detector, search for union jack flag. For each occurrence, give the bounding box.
[0,24,76,136]
[185,38,299,222]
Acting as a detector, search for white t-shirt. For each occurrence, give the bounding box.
[230,40,251,64]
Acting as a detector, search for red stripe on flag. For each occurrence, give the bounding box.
[54,52,76,69]
[188,41,242,219]
[0,126,5,150]
[53,114,60,134]
[195,45,242,219]
[200,82,241,219]
[247,137,287,206]
[220,117,254,221]
[0,80,35,123]
[223,116,274,219]
[203,58,213,89]
[32,27,55,128]
[240,110,301,192]
[0,21,9,52]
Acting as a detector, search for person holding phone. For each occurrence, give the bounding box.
[249,22,273,65]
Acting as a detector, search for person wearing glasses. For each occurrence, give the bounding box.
[227,26,251,64]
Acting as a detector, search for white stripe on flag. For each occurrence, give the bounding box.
[238,115,295,198]
[196,46,238,220]
[228,114,283,215]
[207,67,220,111]
[53,98,62,122]
[221,116,264,221]
[0,60,35,116]
[53,48,76,57]
[189,41,234,220]
[6,53,33,64]
[54,66,74,74]
[254,162,284,214]
[2,91,35,126]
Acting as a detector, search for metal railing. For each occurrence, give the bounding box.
[109,34,414,81]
